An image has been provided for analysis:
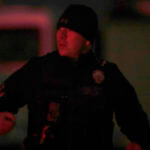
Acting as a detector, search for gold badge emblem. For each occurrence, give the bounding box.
[92,69,105,84]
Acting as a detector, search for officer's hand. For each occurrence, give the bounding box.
[126,142,142,150]
[0,112,16,135]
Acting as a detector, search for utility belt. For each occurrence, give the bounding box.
[24,84,106,149]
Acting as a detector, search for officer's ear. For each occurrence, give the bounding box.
[81,40,92,54]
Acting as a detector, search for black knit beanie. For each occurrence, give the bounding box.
[57,4,98,44]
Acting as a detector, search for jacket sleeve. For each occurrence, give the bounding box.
[0,57,40,114]
[104,62,150,150]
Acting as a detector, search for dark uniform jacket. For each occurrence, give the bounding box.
[0,51,149,150]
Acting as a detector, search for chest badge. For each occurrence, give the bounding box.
[92,69,105,84]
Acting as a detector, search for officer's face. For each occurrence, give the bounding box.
[56,27,91,59]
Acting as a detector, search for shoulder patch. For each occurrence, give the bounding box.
[92,69,105,84]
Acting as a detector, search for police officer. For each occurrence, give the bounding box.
[0,4,150,150]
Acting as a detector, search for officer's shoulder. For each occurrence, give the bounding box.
[29,51,58,64]
[44,51,58,59]
[96,59,116,67]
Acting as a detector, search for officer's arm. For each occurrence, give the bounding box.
[104,62,150,150]
[0,84,16,135]
[0,57,40,135]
